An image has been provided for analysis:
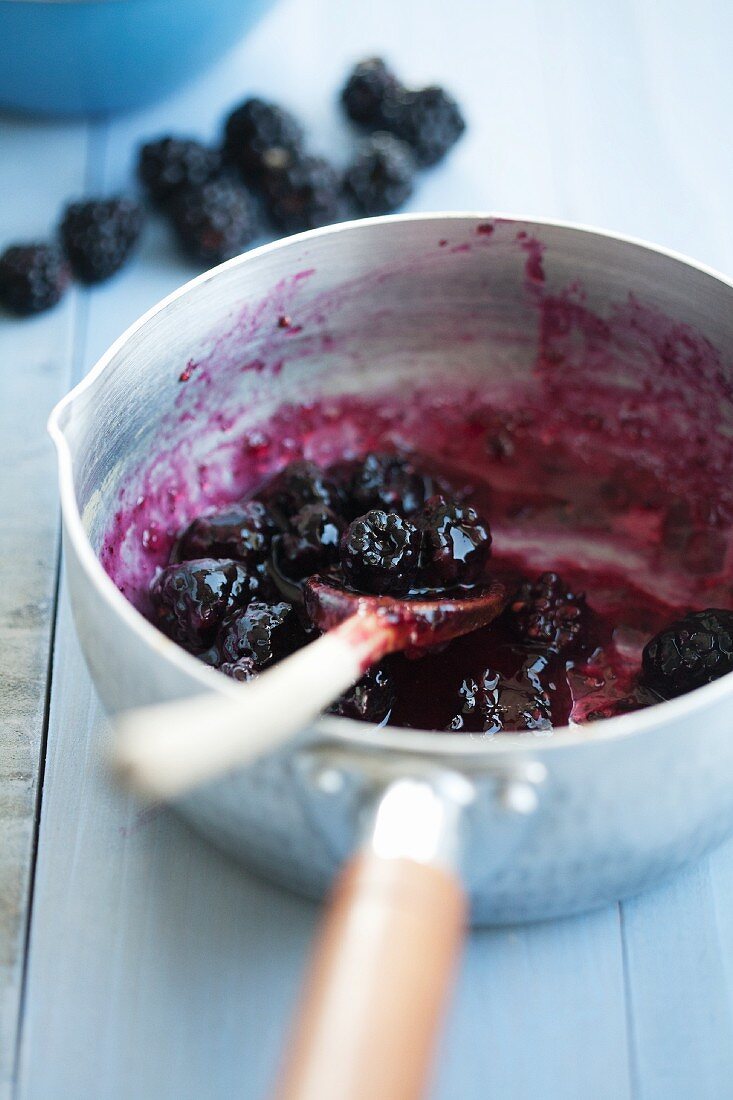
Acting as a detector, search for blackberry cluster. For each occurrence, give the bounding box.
[341,58,400,127]
[348,451,432,517]
[218,600,305,670]
[1,197,143,315]
[174,502,278,568]
[341,57,466,166]
[149,558,252,651]
[170,179,258,264]
[148,452,733,732]
[417,495,492,588]
[0,244,70,315]
[344,133,415,216]
[261,459,344,516]
[3,62,466,316]
[60,198,144,283]
[223,98,304,186]
[281,504,345,578]
[138,137,222,205]
[262,154,344,233]
[381,86,466,167]
[148,453,493,702]
[340,509,421,596]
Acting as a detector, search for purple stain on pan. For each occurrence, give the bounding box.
[98,228,733,642]
[516,230,545,285]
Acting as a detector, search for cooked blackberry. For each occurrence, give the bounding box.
[340,510,420,595]
[381,85,465,166]
[344,133,415,215]
[0,243,70,315]
[507,572,588,654]
[138,137,222,205]
[170,179,257,264]
[174,502,279,569]
[447,658,553,734]
[260,460,344,517]
[327,664,396,724]
[223,98,304,187]
[149,558,251,651]
[341,57,401,127]
[348,452,431,517]
[60,197,143,283]
[219,656,258,682]
[417,495,492,588]
[281,504,345,577]
[642,609,733,698]
[262,154,343,233]
[217,600,305,670]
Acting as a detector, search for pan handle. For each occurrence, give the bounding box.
[274,777,469,1100]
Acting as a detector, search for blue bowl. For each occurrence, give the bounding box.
[0,0,273,117]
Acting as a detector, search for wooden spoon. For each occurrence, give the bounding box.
[114,576,507,800]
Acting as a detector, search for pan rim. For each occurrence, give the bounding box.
[48,210,733,760]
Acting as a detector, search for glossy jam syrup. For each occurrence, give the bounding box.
[99,225,733,734]
[101,383,733,734]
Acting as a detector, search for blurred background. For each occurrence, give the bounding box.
[2,0,733,348]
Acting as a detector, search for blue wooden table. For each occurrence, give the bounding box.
[2,2,733,1097]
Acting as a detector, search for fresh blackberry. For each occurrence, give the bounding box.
[281,504,345,578]
[261,460,344,517]
[174,502,279,569]
[262,154,343,233]
[170,179,257,264]
[60,198,143,283]
[341,57,402,128]
[138,137,222,206]
[217,600,305,670]
[382,85,465,166]
[344,133,415,215]
[327,664,396,724]
[340,510,420,596]
[642,609,733,698]
[0,244,70,315]
[417,495,492,588]
[149,558,251,651]
[507,572,588,654]
[348,452,432,517]
[447,659,553,734]
[223,98,304,187]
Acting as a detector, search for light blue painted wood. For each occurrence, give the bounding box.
[5,0,733,1097]
[434,909,632,1100]
[0,114,88,1097]
[621,860,733,1100]
[17,595,311,1100]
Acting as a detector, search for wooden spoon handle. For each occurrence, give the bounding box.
[275,851,466,1100]
[113,611,391,800]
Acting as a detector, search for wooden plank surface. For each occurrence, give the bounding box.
[3,0,733,1097]
[0,117,88,1098]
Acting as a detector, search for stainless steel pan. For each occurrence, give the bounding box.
[49,214,733,1098]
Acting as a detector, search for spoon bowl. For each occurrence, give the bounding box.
[305,575,508,653]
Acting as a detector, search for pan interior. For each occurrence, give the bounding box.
[64,216,733,734]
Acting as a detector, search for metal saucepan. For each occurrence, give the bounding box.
[49,214,733,1099]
